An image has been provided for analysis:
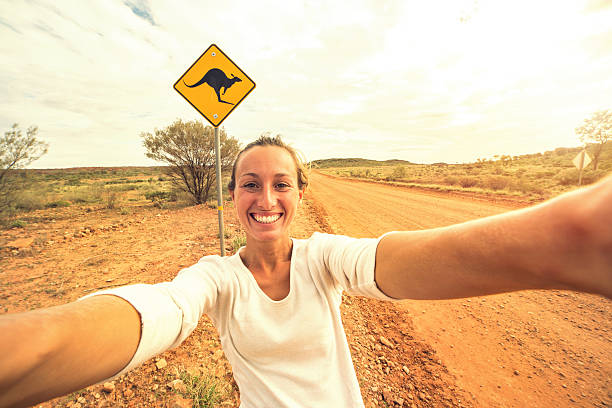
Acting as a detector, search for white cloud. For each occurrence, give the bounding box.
[0,0,611,168]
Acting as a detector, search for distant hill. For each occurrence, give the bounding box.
[311,158,413,168]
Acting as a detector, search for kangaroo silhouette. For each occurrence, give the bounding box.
[184,68,242,105]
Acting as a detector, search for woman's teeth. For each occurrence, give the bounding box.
[252,214,281,224]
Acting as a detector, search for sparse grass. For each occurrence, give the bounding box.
[177,370,226,408]
[232,235,246,252]
[10,219,27,228]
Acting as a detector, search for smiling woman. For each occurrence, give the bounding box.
[1,135,612,408]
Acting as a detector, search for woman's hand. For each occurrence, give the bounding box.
[374,175,612,300]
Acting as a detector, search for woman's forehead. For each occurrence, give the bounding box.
[236,146,297,177]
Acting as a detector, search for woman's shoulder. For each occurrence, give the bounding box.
[175,252,243,282]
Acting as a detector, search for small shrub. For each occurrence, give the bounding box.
[553,168,579,186]
[145,191,173,202]
[103,190,119,209]
[45,200,71,208]
[484,176,510,191]
[391,166,407,180]
[581,169,608,185]
[64,185,103,204]
[177,370,225,408]
[65,177,82,186]
[13,191,46,211]
[232,235,246,252]
[10,219,27,228]
[108,184,138,192]
[443,176,459,185]
[533,169,557,179]
[514,168,527,178]
[459,176,478,188]
[516,181,544,195]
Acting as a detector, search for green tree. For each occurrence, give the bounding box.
[575,109,611,170]
[1,123,49,207]
[141,119,240,204]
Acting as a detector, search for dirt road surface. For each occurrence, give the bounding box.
[309,171,612,408]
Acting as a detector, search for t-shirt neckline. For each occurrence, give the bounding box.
[234,238,296,304]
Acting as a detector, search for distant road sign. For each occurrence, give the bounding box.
[572,150,592,170]
[174,44,255,127]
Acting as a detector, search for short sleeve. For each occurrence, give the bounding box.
[312,232,399,301]
[79,256,225,378]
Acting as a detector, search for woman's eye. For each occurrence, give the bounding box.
[243,182,258,189]
[276,183,290,189]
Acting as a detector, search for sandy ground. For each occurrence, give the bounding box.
[1,173,610,407]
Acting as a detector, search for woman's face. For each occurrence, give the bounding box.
[230,145,304,243]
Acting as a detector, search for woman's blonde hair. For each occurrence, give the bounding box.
[228,134,309,191]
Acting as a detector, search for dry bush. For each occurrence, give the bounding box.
[443,175,459,185]
[12,190,46,211]
[581,169,608,185]
[459,176,478,188]
[484,175,510,191]
[103,190,119,209]
[508,179,544,195]
[64,184,105,204]
[532,169,557,179]
[514,168,527,178]
[391,166,407,180]
[553,169,579,186]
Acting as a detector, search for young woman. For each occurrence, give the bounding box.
[1,135,611,407]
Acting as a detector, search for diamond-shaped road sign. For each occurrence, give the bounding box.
[174,44,255,127]
[572,150,592,170]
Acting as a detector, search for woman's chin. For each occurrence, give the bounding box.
[244,226,290,243]
[248,232,284,243]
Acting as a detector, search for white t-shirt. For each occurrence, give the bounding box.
[85,232,396,407]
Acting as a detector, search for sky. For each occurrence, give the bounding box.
[1,0,611,168]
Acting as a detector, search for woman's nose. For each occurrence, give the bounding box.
[258,186,277,209]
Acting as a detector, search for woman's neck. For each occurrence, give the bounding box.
[240,236,293,274]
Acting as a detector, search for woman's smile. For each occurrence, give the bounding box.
[250,213,283,224]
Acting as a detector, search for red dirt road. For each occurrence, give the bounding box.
[309,172,612,408]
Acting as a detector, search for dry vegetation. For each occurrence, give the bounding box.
[2,166,232,229]
[313,143,612,201]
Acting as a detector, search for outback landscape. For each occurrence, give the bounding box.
[3,1,612,407]
[1,142,611,408]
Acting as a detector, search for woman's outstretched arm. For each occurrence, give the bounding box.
[0,295,141,408]
[375,175,612,300]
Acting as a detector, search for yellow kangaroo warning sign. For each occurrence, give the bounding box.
[174,44,255,127]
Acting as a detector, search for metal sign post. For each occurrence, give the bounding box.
[214,126,225,255]
[572,149,592,186]
[174,44,255,256]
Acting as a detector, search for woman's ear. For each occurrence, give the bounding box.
[229,189,235,202]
